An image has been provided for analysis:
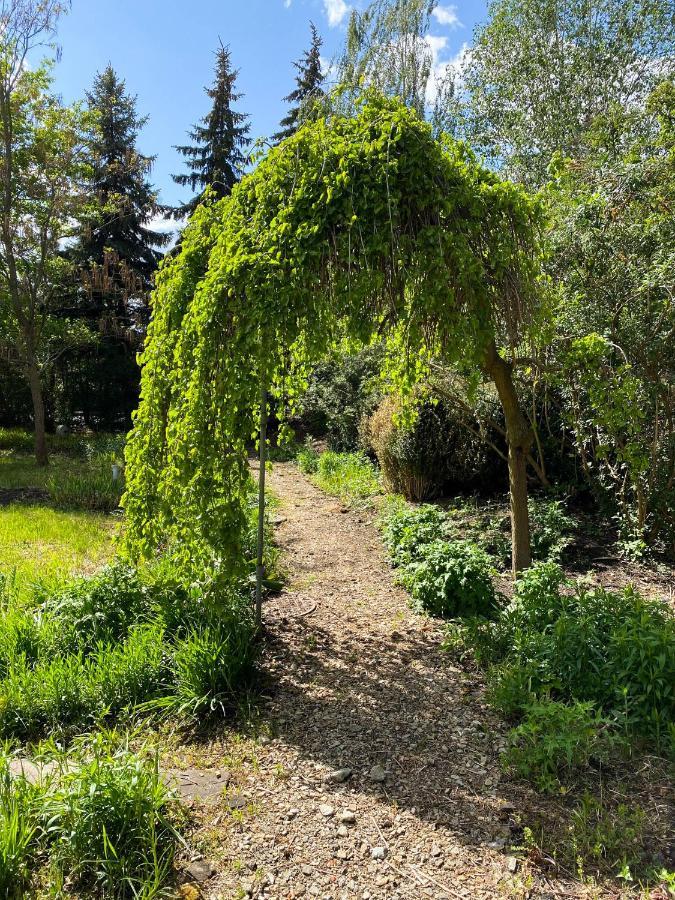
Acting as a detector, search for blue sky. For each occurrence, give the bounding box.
[47,0,488,220]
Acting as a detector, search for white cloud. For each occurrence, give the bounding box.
[432,4,462,28]
[323,0,350,27]
[426,34,448,64]
[284,0,292,7]
[425,40,471,106]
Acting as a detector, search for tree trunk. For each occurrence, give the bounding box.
[483,341,532,575]
[27,361,48,467]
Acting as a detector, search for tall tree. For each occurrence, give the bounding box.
[335,0,437,121]
[72,65,168,329]
[170,44,250,219]
[273,22,325,143]
[0,0,90,465]
[450,0,675,186]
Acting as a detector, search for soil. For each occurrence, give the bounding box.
[174,464,673,900]
[0,486,49,506]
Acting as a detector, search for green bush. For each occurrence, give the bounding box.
[529,498,575,562]
[462,562,675,750]
[44,563,151,650]
[293,346,383,451]
[0,562,257,739]
[400,539,496,618]
[380,501,455,567]
[503,699,623,791]
[44,737,179,898]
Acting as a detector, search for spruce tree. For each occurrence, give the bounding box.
[274,23,325,143]
[63,66,168,429]
[74,65,169,326]
[170,44,251,219]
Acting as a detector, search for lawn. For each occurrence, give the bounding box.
[0,505,117,590]
[0,436,121,594]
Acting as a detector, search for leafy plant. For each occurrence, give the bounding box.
[44,736,180,898]
[47,460,124,512]
[43,563,151,650]
[528,498,575,562]
[400,539,496,618]
[0,752,40,897]
[503,699,623,791]
[459,562,675,750]
[165,615,256,720]
[379,500,454,567]
[568,793,647,880]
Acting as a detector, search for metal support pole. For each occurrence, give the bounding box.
[255,384,268,628]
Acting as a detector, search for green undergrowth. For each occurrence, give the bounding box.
[0,732,183,898]
[0,560,258,741]
[0,430,126,512]
[446,563,674,777]
[297,445,382,505]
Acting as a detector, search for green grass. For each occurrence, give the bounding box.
[0,506,117,593]
[298,448,382,504]
[0,431,122,594]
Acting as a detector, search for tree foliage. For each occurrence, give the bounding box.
[123,95,542,574]
[73,65,168,324]
[451,0,675,185]
[0,0,89,463]
[170,44,251,219]
[546,82,675,548]
[273,22,325,144]
[336,0,453,128]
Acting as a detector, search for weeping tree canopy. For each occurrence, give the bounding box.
[123,94,543,574]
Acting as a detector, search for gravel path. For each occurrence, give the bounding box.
[191,463,602,899]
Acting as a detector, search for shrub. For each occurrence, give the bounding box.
[503,699,623,791]
[400,539,496,618]
[528,498,575,562]
[380,500,454,567]
[43,563,151,650]
[45,738,179,898]
[363,394,501,501]
[466,562,675,749]
[293,346,383,451]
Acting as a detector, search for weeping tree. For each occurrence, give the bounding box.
[123,95,544,575]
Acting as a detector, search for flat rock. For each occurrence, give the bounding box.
[369,765,386,783]
[324,767,352,784]
[319,803,335,817]
[339,809,356,824]
[185,859,216,883]
[371,846,387,860]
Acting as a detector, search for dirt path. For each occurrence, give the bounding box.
[190,464,585,899]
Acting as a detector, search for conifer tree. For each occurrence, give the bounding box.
[274,22,325,143]
[74,65,168,326]
[170,44,251,219]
